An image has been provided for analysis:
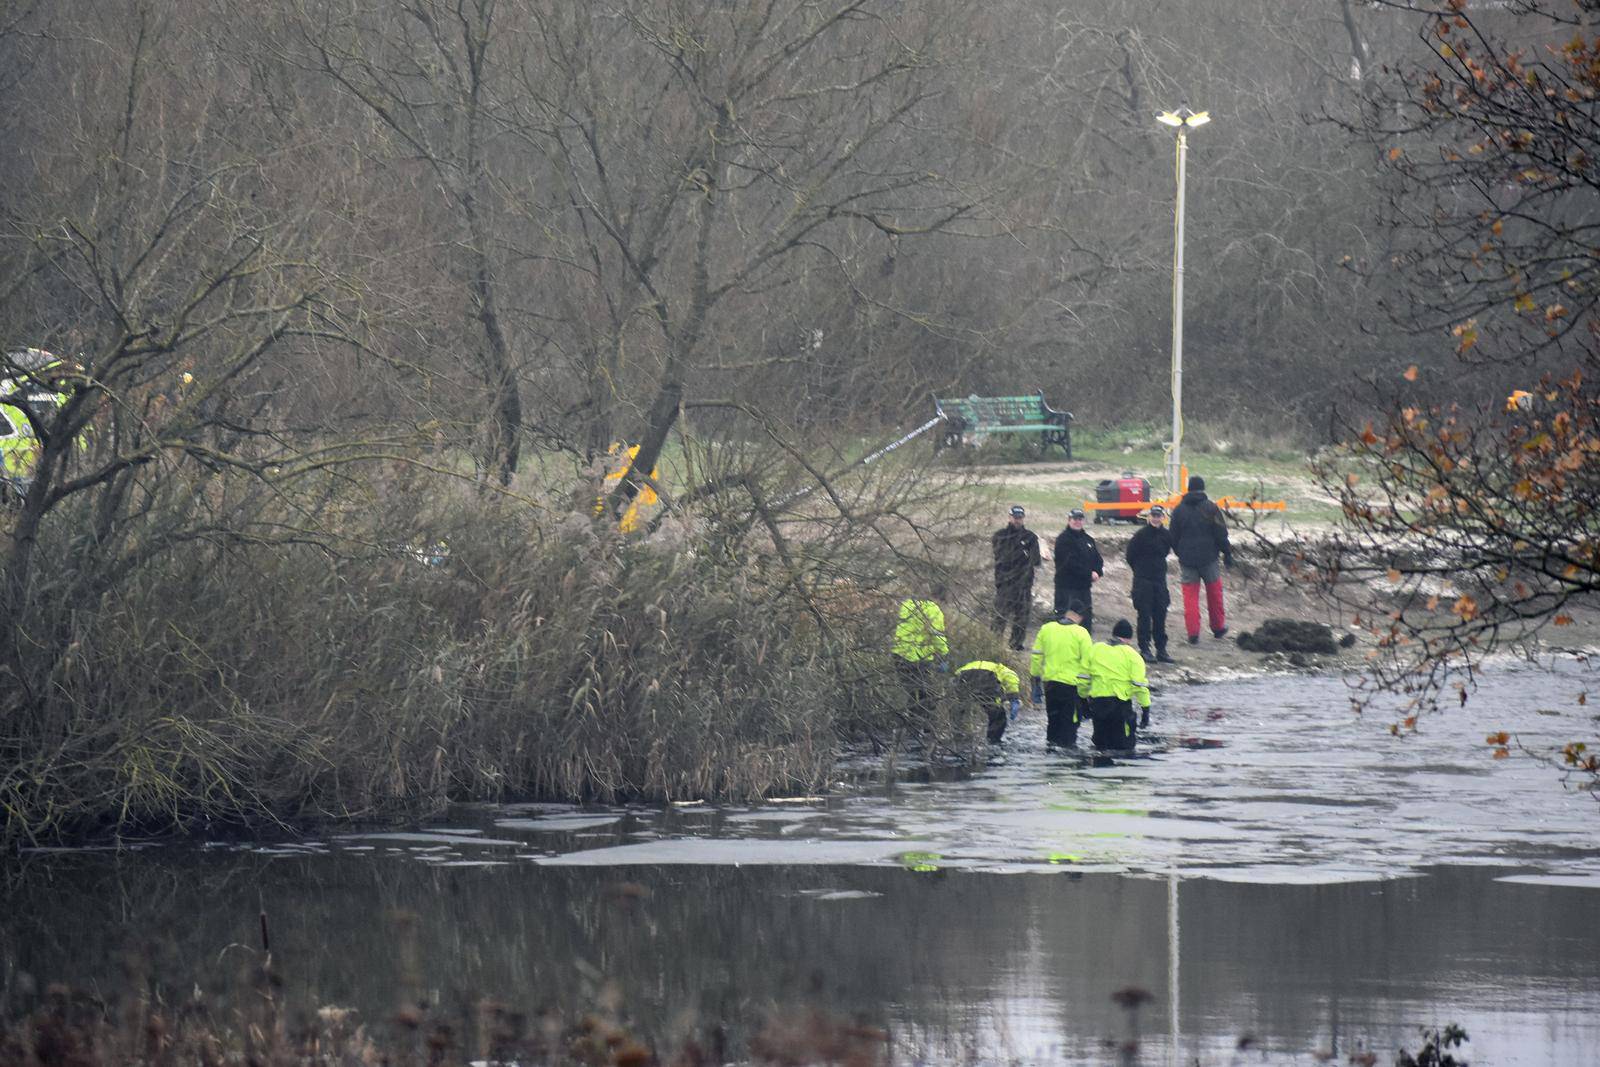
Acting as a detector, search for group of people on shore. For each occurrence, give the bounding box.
[891,475,1235,751]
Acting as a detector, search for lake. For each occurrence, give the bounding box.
[4,664,1597,1064]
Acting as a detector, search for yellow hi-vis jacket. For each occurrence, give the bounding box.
[891,598,948,663]
[954,660,1020,698]
[1029,620,1092,687]
[595,443,660,533]
[1086,641,1151,708]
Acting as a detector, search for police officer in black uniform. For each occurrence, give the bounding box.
[991,505,1041,651]
[1125,504,1176,663]
[1053,507,1104,634]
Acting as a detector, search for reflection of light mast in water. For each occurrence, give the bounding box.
[1168,869,1180,1067]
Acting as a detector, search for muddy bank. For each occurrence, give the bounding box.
[958,456,1600,689]
[971,520,1363,688]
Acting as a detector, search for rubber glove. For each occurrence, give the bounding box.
[1139,705,1150,729]
[1007,697,1022,721]
[1031,679,1044,704]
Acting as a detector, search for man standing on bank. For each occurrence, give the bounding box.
[1125,504,1176,664]
[991,505,1042,651]
[1167,475,1234,644]
[1053,507,1104,633]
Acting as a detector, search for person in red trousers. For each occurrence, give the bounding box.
[1167,475,1233,643]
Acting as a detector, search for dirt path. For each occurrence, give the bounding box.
[992,522,1360,687]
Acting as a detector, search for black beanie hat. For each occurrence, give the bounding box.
[1189,475,1206,492]
[1112,619,1134,640]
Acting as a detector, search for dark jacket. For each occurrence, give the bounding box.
[1168,490,1233,569]
[1053,527,1104,586]
[1124,523,1173,585]
[992,524,1042,586]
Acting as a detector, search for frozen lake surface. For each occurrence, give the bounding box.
[4,665,1597,1063]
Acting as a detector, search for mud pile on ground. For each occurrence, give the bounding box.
[1236,618,1354,655]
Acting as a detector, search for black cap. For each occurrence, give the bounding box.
[1112,619,1134,640]
[1009,505,1025,517]
[1188,475,1206,492]
[1069,507,1086,520]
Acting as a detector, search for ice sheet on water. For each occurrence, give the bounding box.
[423,859,512,868]
[1494,872,1600,889]
[388,665,1600,884]
[1188,865,1421,885]
[724,809,817,823]
[535,839,906,866]
[494,815,622,831]
[334,831,523,847]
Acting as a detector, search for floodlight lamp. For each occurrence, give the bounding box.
[1156,111,1184,127]
[1185,110,1210,127]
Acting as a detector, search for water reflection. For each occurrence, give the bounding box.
[2,855,1597,1063]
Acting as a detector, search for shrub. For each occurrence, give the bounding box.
[0,471,954,846]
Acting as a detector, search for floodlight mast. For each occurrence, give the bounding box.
[1156,106,1209,495]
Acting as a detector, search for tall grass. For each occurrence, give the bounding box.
[0,465,982,846]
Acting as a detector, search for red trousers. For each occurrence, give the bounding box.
[1181,579,1226,637]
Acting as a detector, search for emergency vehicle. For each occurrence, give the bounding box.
[0,349,68,502]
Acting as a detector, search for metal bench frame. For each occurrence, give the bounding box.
[933,391,1072,457]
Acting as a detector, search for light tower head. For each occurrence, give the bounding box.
[1156,106,1211,128]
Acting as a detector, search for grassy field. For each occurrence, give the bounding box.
[510,419,1345,529]
[950,423,1344,527]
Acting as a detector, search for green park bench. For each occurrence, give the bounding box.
[933,392,1073,457]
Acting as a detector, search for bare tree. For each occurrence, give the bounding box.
[1287,0,1600,789]
[505,0,1005,516]
[297,0,531,484]
[0,2,371,691]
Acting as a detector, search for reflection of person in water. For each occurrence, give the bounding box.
[954,659,1021,743]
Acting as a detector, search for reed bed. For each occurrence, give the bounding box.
[1,465,983,847]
